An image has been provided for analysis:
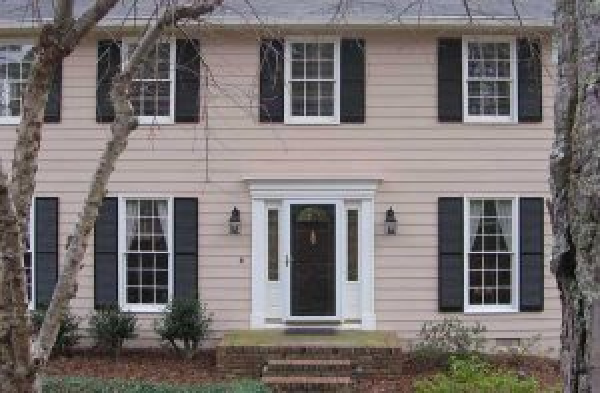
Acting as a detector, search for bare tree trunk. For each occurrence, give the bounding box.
[25,2,220,392]
[550,0,600,391]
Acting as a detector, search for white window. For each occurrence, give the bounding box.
[119,197,173,312]
[463,38,517,123]
[122,40,175,124]
[0,43,33,124]
[465,198,518,312]
[285,38,340,124]
[24,205,35,309]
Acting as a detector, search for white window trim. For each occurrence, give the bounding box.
[462,36,518,124]
[121,39,176,125]
[0,40,33,125]
[463,195,520,313]
[283,37,341,125]
[117,195,174,313]
[27,200,35,310]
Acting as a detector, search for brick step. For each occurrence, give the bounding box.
[262,376,354,392]
[263,359,354,377]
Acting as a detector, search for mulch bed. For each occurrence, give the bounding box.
[45,349,561,392]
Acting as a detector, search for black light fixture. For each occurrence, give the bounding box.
[229,206,241,235]
[384,206,397,235]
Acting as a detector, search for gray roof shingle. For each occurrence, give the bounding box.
[0,0,554,27]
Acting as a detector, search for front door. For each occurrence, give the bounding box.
[290,204,336,317]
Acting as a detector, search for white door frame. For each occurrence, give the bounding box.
[283,199,343,322]
[247,178,380,329]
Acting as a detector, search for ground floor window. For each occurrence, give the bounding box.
[465,197,517,311]
[120,197,173,311]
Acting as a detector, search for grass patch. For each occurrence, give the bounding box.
[222,330,400,347]
[43,376,269,393]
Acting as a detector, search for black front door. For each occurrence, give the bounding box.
[290,204,336,317]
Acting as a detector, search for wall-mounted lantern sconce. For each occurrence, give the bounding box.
[229,206,241,235]
[385,206,397,235]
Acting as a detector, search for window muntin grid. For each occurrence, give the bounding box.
[465,40,515,120]
[124,199,171,306]
[467,199,514,308]
[288,41,337,120]
[0,44,33,121]
[124,42,173,121]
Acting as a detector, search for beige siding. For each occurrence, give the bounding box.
[0,29,559,350]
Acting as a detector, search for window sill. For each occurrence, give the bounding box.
[120,304,169,313]
[464,307,519,314]
[136,116,175,126]
[0,117,21,125]
[462,117,517,125]
[284,117,340,126]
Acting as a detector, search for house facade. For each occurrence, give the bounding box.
[0,0,559,349]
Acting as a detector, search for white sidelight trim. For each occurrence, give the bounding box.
[250,199,266,327]
[247,177,380,329]
[360,198,376,329]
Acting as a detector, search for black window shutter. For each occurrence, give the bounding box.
[94,197,118,308]
[174,198,198,301]
[34,197,59,308]
[96,40,121,123]
[44,61,62,123]
[340,38,366,123]
[438,197,464,312]
[437,38,463,122]
[519,198,544,311]
[259,39,284,123]
[175,39,201,123]
[518,39,543,123]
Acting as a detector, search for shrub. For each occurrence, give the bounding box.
[154,299,213,358]
[31,306,81,355]
[42,376,269,393]
[414,355,540,393]
[89,307,137,358]
[411,318,487,367]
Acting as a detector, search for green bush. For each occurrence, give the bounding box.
[42,376,270,393]
[411,318,487,367]
[154,299,213,358]
[89,307,137,358]
[414,355,540,393]
[31,306,81,355]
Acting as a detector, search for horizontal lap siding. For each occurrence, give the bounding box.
[0,31,559,348]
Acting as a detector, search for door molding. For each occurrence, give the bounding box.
[247,178,379,329]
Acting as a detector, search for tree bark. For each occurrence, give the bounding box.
[26,2,220,391]
[550,0,600,391]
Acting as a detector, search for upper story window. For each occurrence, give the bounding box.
[123,41,175,124]
[120,198,173,312]
[463,38,516,123]
[465,198,518,312]
[0,43,33,124]
[285,38,340,124]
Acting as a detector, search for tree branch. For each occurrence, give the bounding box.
[32,0,223,367]
[54,0,74,24]
[462,0,473,24]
